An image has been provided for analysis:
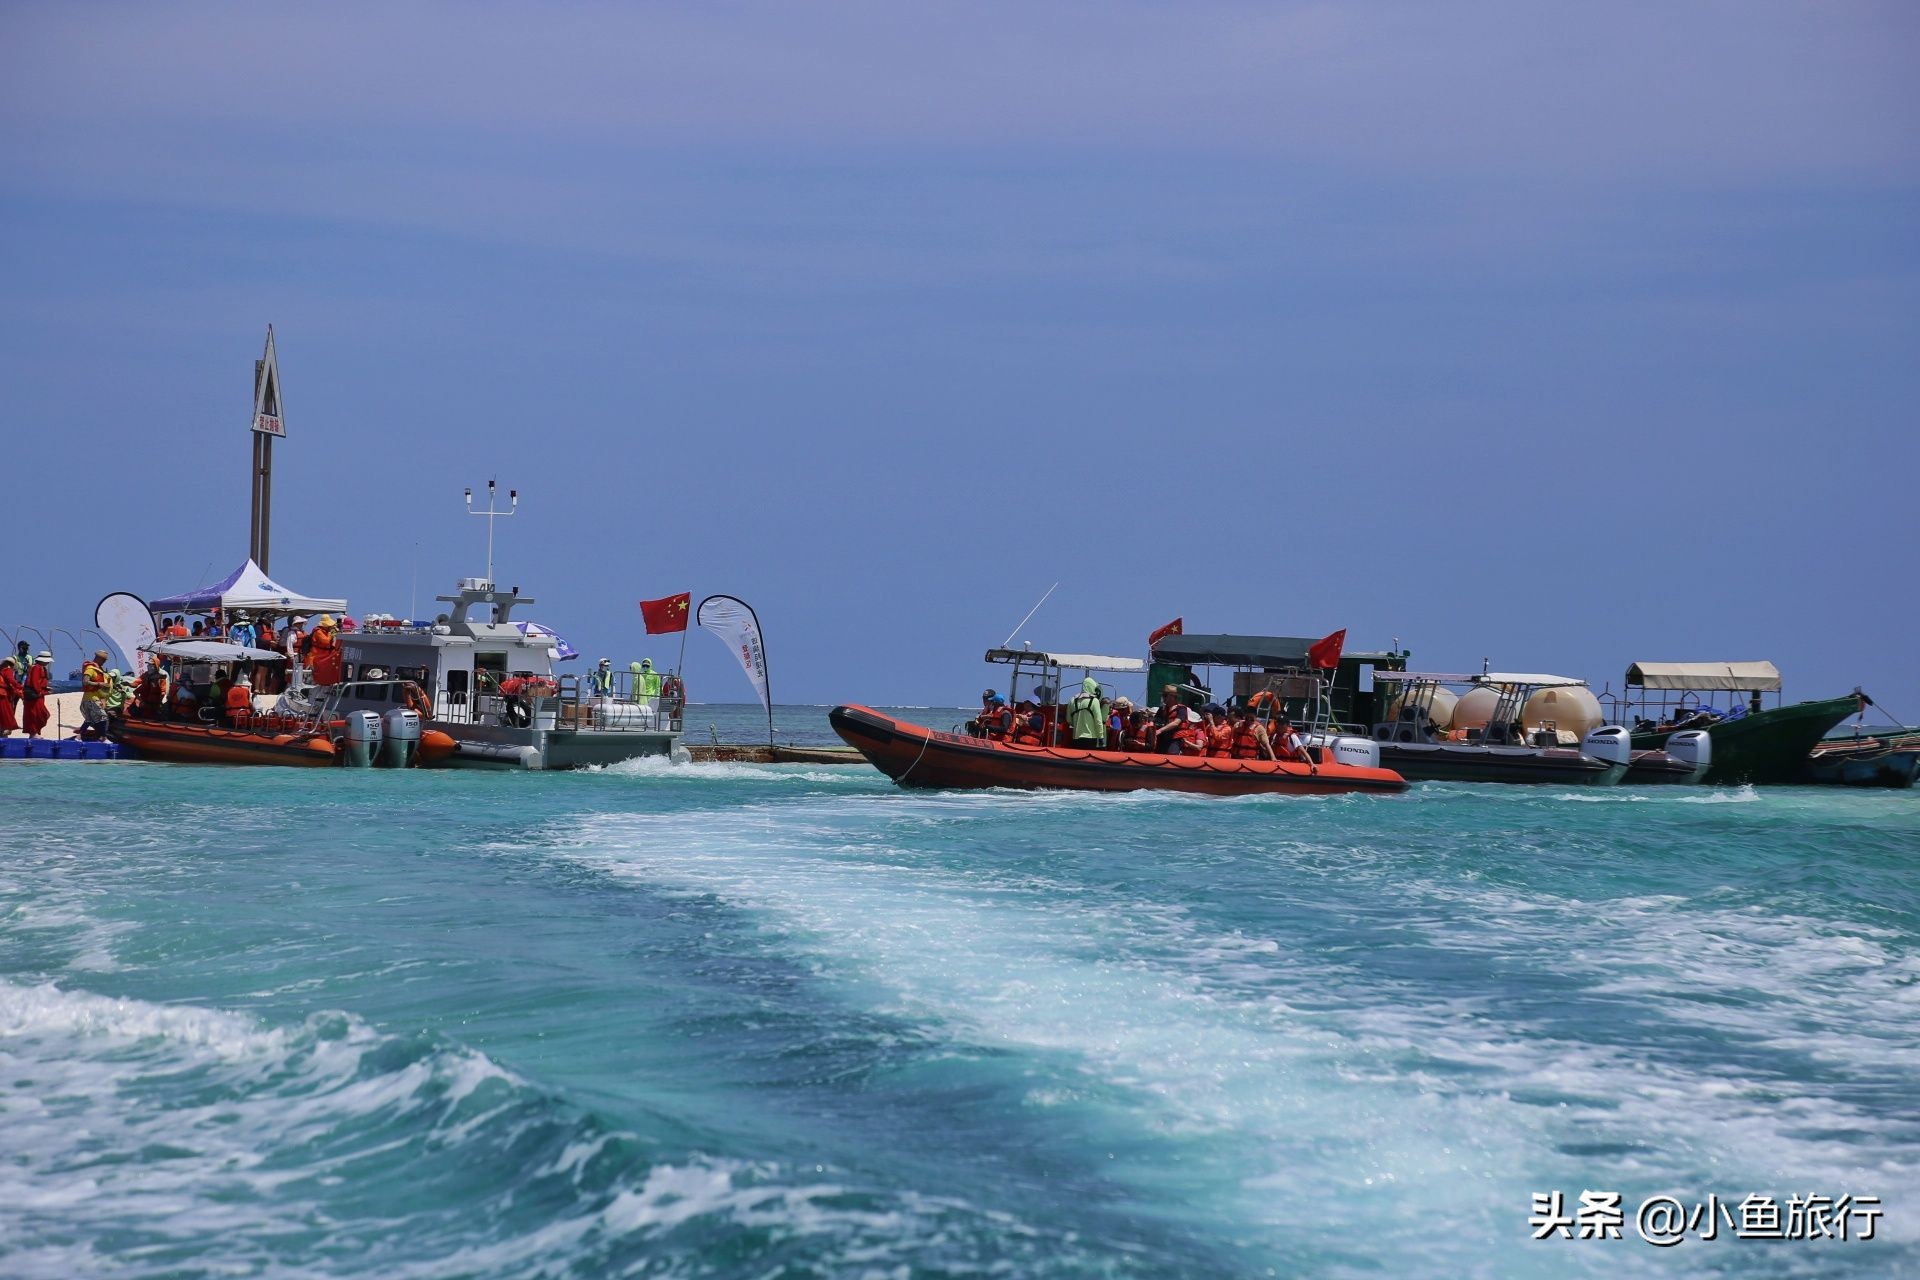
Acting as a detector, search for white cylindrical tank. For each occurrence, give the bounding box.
[1523,685,1604,738]
[382,708,421,768]
[1453,685,1503,731]
[1419,686,1458,730]
[341,710,383,768]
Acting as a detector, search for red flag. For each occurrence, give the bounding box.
[1307,628,1346,670]
[639,592,692,634]
[1148,617,1183,649]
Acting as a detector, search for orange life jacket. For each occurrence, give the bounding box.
[1207,721,1235,756]
[1232,723,1266,759]
[224,685,253,717]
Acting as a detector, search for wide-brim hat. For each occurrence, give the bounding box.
[34,651,52,662]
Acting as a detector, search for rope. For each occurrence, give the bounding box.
[896,723,934,783]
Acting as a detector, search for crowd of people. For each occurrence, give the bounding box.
[151,609,344,691]
[970,679,1313,763]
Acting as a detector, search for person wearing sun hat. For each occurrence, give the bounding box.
[304,614,342,686]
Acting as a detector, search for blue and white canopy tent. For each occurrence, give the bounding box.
[149,558,347,616]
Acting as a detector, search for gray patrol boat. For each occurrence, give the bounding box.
[330,577,684,770]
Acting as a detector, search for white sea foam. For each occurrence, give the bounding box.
[533,788,1920,1268]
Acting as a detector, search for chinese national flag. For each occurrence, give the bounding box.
[1307,628,1346,670]
[639,592,692,634]
[1148,617,1183,649]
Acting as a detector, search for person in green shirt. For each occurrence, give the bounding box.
[1066,676,1108,750]
[632,658,664,702]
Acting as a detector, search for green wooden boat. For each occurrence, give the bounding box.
[1620,661,1858,785]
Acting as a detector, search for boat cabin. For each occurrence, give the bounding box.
[1146,633,1408,732]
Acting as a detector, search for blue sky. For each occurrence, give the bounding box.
[2,2,1915,713]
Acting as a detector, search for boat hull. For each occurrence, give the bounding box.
[829,705,1407,796]
[1623,750,1711,785]
[1378,741,1625,785]
[1806,742,1920,789]
[1630,696,1858,786]
[431,720,680,770]
[119,718,338,767]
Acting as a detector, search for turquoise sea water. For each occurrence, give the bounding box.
[2,705,1916,1278]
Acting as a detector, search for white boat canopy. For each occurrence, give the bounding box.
[1626,661,1781,692]
[149,639,288,663]
[1375,670,1588,689]
[148,558,348,616]
[983,647,1147,674]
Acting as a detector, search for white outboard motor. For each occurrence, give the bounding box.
[1581,724,1632,782]
[1324,734,1382,770]
[340,710,383,768]
[1665,728,1712,783]
[381,708,421,768]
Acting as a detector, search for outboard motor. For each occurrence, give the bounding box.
[340,710,383,768]
[1580,724,1632,783]
[1325,735,1382,770]
[381,708,421,768]
[1665,728,1712,783]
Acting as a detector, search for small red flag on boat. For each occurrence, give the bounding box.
[639,592,692,634]
[1307,628,1346,670]
[1148,617,1183,649]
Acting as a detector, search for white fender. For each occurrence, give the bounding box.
[341,710,383,768]
[1664,728,1712,782]
[381,708,421,768]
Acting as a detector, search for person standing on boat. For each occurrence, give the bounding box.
[21,652,52,737]
[636,659,663,703]
[135,658,167,719]
[1107,697,1131,749]
[1065,678,1108,750]
[305,615,343,686]
[0,649,20,736]
[590,658,616,698]
[78,650,112,738]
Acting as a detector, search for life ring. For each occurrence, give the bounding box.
[402,681,433,718]
[661,674,686,716]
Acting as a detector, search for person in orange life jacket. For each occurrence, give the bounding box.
[165,616,189,639]
[0,651,21,736]
[1271,715,1312,764]
[973,690,1013,739]
[22,652,53,737]
[1230,705,1277,761]
[1010,699,1044,745]
[304,615,343,686]
[494,672,534,726]
[223,673,254,728]
[1124,707,1155,752]
[1106,697,1132,749]
[1151,684,1188,753]
[1202,703,1235,757]
[135,659,167,719]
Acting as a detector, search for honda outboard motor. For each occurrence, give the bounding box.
[1580,724,1632,783]
[1325,735,1382,770]
[1664,728,1712,783]
[341,710,383,768]
[381,708,421,768]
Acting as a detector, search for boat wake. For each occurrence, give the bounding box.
[0,977,1089,1278]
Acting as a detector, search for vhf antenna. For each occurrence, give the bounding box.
[464,480,517,588]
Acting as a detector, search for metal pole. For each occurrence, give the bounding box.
[258,437,273,573]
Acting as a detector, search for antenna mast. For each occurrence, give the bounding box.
[464,480,518,587]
